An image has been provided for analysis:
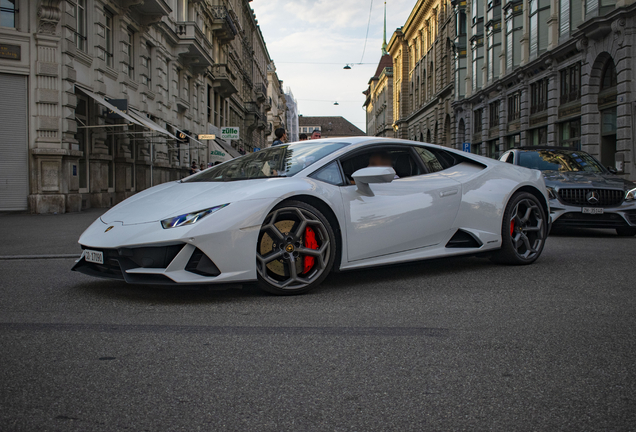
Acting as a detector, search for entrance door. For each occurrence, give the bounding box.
[0,74,28,211]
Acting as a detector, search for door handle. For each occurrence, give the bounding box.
[440,188,458,197]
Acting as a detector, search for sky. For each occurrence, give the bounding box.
[251,0,415,133]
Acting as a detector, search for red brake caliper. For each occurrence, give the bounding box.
[510,219,515,236]
[303,227,318,274]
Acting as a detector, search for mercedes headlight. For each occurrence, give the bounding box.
[161,204,229,229]
[546,186,557,200]
[626,187,636,201]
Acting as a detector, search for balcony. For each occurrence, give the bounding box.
[173,22,213,69]
[255,82,267,102]
[131,0,171,19]
[210,6,238,44]
[264,122,273,135]
[211,64,238,98]
[246,102,267,130]
[263,96,272,111]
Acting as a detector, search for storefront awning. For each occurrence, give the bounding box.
[214,138,241,158]
[76,87,143,126]
[128,109,179,140]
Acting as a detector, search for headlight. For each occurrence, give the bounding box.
[626,188,636,201]
[161,204,229,229]
[546,187,557,200]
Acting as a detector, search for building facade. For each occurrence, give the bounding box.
[453,0,636,180]
[265,61,287,147]
[0,0,274,213]
[285,88,299,142]
[364,54,394,137]
[298,116,365,138]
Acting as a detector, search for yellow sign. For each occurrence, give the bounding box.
[198,134,216,140]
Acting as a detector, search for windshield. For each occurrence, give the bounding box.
[517,150,605,173]
[184,141,349,182]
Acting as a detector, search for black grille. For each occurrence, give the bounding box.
[626,211,636,224]
[557,188,624,207]
[553,212,629,229]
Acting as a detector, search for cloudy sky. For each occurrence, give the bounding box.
[251,0,415,133]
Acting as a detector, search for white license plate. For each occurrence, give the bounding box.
[84,249,104,264]
[582,207,604,214]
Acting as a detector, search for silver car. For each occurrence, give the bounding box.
[500,147,636,236]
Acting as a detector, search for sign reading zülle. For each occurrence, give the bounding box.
[221,127,239,140]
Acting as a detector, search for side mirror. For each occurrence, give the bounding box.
[607,166,618,174]
[352,166,396,196]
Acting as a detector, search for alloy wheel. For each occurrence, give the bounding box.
[257,206,331,290]
[509,198,545,260]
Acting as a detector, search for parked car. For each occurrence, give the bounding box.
[500,146,636,236]
[73,138,550,295]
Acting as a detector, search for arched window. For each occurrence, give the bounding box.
[426,129,431,142]
[601,59,617,91]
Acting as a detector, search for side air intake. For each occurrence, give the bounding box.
[185,248,221,277]
[445,229,483,248]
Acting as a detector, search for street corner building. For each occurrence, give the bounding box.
[298,116,364,139]
[363,0,636,182]
[0,0,289,213]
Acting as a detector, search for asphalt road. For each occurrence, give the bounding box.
[1,211,635,431]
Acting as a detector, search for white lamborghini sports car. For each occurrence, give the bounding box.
[73,138,550,295]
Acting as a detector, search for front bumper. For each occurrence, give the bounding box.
[549,199,636,229]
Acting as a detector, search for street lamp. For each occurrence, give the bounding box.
[343,64,352,70]
[334,101,339,105]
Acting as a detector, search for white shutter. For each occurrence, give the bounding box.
[560,0,570,37]
[0,74,28,211]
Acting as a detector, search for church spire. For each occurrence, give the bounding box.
[381,1,388,55]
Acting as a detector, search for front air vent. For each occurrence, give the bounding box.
[185,248,221,277]
[445,229,483,248]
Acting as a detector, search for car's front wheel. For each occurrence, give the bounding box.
[492,192,547,265]
[256,201,336,295]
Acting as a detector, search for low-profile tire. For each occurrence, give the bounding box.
[256,200,336,295]
[491,192,547,265]
[616,227,636,237]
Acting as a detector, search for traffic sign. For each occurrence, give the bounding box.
[462,142,471,153]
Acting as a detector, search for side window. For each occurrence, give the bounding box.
[340,148,423,183]
[501,152,514,164]
[414,147,445,173]
[309,161,344,186]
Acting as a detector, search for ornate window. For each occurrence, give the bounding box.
[529,0,550,58]
[0,0,17,28]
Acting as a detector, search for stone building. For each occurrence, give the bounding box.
[0,0,274,213]
[364,54,394,137]
[298,116,364,138]
[285,89,299,142]
[265,61,287,147]
[363,3,394,137]
[453,0,636,180]
[388,0,456,146]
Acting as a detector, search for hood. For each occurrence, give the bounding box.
[101,178,288,225]
[542,170,636,190]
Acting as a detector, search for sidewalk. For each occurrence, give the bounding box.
[0,209,107,257]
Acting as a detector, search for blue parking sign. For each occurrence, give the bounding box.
[462,143,471,153]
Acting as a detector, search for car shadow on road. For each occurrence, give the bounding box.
[71,254,495,304]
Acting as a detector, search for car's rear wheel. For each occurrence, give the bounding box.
[256,201,336,295]
[492,192,547,265]
[616,227,636,237]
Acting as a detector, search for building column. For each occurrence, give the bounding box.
[546,64,559,147]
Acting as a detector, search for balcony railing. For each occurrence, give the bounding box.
[211,64,238,98]
[210,6,238,44]
[255,82,267,101]
[174,21,213,67]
